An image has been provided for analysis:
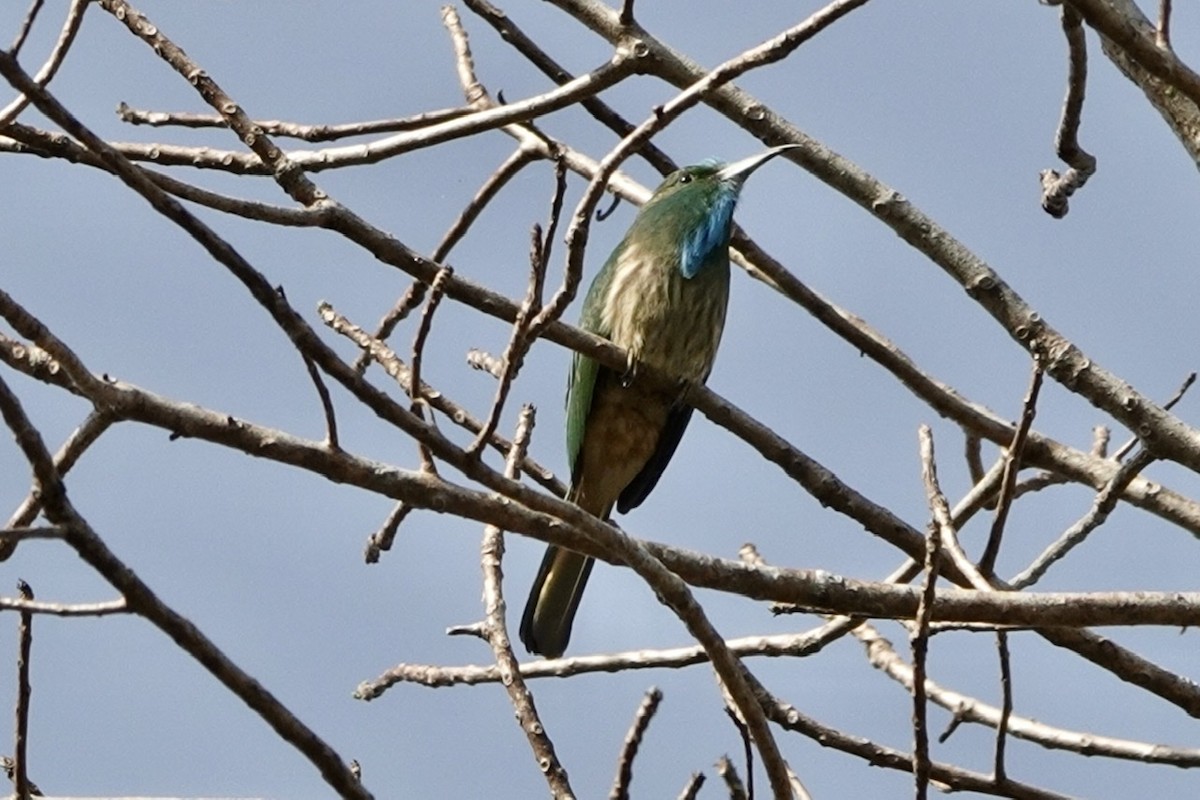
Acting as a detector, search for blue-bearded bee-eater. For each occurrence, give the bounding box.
[519,145,798,658]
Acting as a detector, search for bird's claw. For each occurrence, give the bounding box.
[620,354,640,388]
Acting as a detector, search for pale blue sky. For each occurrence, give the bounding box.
[2,1,1199,797]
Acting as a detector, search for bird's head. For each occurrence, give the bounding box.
[633,144,798,278]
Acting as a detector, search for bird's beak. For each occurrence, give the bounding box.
[715,144,800,185]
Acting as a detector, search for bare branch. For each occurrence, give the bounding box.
[0,374,372,800]
[321,303,566,498]
[1065,0,1200,107]
[116,101,476,141]
[8,0,46,56]
[409,267,453,473]
[994,632,1013,780]
[980,359,1044,577]
[1010,447,1156,589]
[750,668,1072,800]
[1157,0,1172,48]
[13,580,33,800]
[0,0,88,126]
[352,145,541,376]
[857,624,1200,766]
[2,410,114,561]
[1041,4,1097,218]
[463,0,678,177]
[676,772,705,800]
[913,426,947,799]
[715,755,748,800]
[297,326,340,450]
[476,406,575,798]
[609,687,663,800]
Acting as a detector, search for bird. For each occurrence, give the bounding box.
[520,145,798,658]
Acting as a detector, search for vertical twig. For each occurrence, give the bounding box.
[468,158,566,455]
[409,266,453,473]
[1040,4,1097,218]
[914,426,946,800]
[302,354,339,450]
[715,755,749,800]
[994,632,1013,781]
[608,687,663,800]
[721,703,755,800]
[478,405,575,798]
[618,0,636,26]
[13,580,33,800]
[280,286,338,448]
[962,433,996,510]
[979,358,1044,577]
[1157,0,1172,49]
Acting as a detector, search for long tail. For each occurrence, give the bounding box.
[519,546,595,658]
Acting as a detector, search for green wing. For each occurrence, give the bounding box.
[565,249,618,480]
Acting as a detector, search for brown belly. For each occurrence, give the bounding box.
[571,380,671,517]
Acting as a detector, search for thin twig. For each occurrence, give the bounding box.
[756,674,1073,800]
[468,160,565,455]
[3,409,114,561]
[409,267,453,473]
[116,101,475,141]
[1040,4,1097,218]
[676,772,705,800]
[618,0,635,27]
[0,597,127,616]
[466,348,504,378]
[720,699,754,800]
[294,303,340,450]
[913,426,947,800]
[478,406,574,797]
[609,687,663,800]
[463,0,678,176]
[8,0,46,55]
[360,622,856,694]
[13,580,33,800]
[979,359,1044,576]
[322,304,566,498]
[855,622,1200,765]
[715,755,748,800]
[0,0,88,127]
[994,632,1013,781]
[0,373,369,799]
[352,145,540,375]
[1112,371,1195,461]
[1009,447,1156,589]
[466,226,545,454]
[363,502,413,564]
[1157,0,1172,49]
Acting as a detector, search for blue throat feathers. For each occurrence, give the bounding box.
[679,189,737,279]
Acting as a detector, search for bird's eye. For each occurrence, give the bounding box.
[678,174,693,184]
